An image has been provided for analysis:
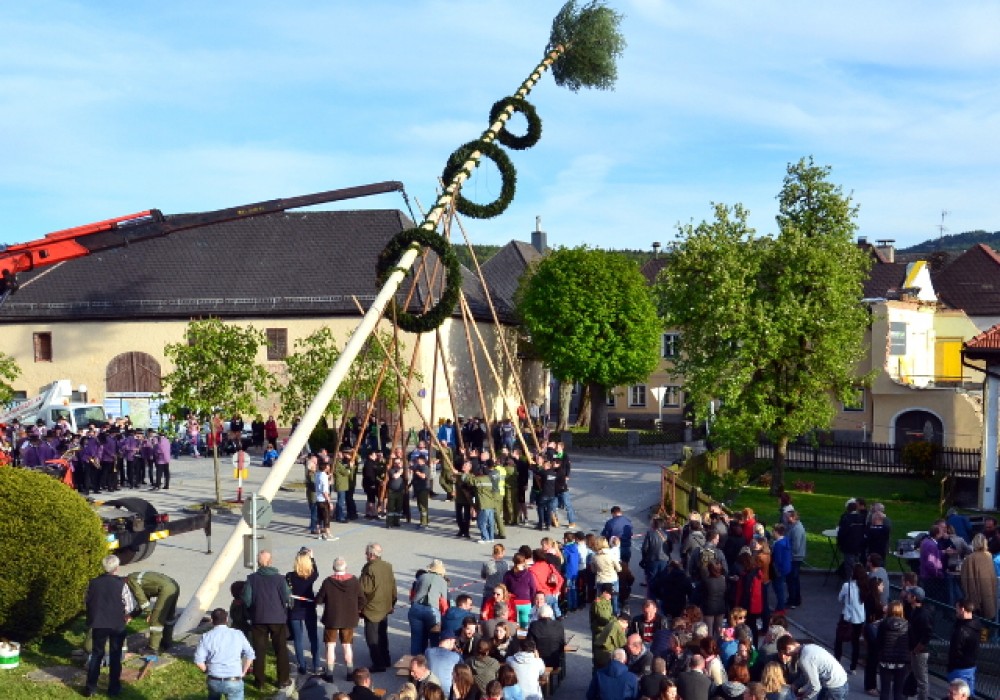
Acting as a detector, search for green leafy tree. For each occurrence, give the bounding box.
[0,352,21,406]
[161,318,271,503]
[656,158,871,493]
[0,468,105,641]
[276,327,409,428]
[516,247,661,436]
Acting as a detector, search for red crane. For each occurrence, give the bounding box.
[0,181,405,304]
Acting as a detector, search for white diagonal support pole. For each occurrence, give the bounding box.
[173,48,564,635]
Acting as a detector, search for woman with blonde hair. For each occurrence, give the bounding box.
[875,600,910,700]
[590,536,622,615]
[760,661,794,700]
[286,547,321,674]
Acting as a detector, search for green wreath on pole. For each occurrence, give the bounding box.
[489,97,543,150]
[441,140,517,220]
[376,227,463,334]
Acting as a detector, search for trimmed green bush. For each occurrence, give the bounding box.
[0,468,105,641]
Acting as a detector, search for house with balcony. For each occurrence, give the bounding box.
[828,242,983,448]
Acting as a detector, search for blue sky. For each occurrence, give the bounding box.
[2,1,999,251]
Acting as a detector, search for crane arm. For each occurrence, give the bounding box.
[0,180,405,298]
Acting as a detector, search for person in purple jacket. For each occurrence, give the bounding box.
[152,430,172,490]
[98,432,119,492]
[81,433,104,494]
[120,430,143,488]
[502,554,538,613]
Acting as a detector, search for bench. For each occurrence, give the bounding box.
[540,665,563,698]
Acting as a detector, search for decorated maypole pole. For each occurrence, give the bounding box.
[174,0,624,636]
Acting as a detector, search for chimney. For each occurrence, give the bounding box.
[875,239,895,263]
[531,216,547,254]
[857,235,868,246]
[652,242,661,258]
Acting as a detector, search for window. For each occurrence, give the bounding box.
[661,385,682,408]
[843,387,865,412]
[662,332,680,359]
[889,322,907,356]
[629,385,646,407]
[606,391,616,407]
[266,328,288,361]
[33,332,52,362]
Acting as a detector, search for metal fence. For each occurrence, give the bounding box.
[889,584,998,699]
[747,440,981,477]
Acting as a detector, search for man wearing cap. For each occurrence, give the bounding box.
[194,608,255,700]
[409,559,449,655]
[425,632,462,697]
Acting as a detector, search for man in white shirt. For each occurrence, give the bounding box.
[194,608,255,700]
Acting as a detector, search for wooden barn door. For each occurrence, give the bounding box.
[106,352,162,393]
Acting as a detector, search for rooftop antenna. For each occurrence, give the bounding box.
[938,209,950,240]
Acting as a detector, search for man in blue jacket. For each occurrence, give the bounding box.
[587,648,638,700]
[770,523,792,614]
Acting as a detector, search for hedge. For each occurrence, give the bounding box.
[0,468,106,641]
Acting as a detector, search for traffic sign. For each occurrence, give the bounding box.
[241,495,272,528]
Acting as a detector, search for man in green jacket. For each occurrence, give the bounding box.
[334,455,353,523]
[593,613,628,670]
[360,542,397,672]
[468,467,500,544]
[126,571,180,651]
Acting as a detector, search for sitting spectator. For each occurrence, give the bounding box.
[468,639,500,695]
[480,584,517,640]
[624,632,654,678]
[760,661,795,700]
[507,639,545,700]
[443,595,477,638]
[526,604,565,670]
[489,623,519,662]
[262,444,280,467]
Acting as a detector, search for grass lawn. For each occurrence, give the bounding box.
[0,616,285,699]
[729,471,943,570]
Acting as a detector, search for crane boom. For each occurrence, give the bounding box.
[0,181,405,301]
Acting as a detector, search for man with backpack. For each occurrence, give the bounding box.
[687,529,728,604]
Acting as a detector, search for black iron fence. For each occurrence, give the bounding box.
[745,440,980,478]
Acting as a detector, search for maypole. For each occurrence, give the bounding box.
[174,0,624,636]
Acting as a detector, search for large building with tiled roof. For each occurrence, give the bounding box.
[0,208,544,428]
[933,243,1000,326]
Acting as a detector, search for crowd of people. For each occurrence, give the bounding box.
[17,412,995,700]
[0,411,282,492]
